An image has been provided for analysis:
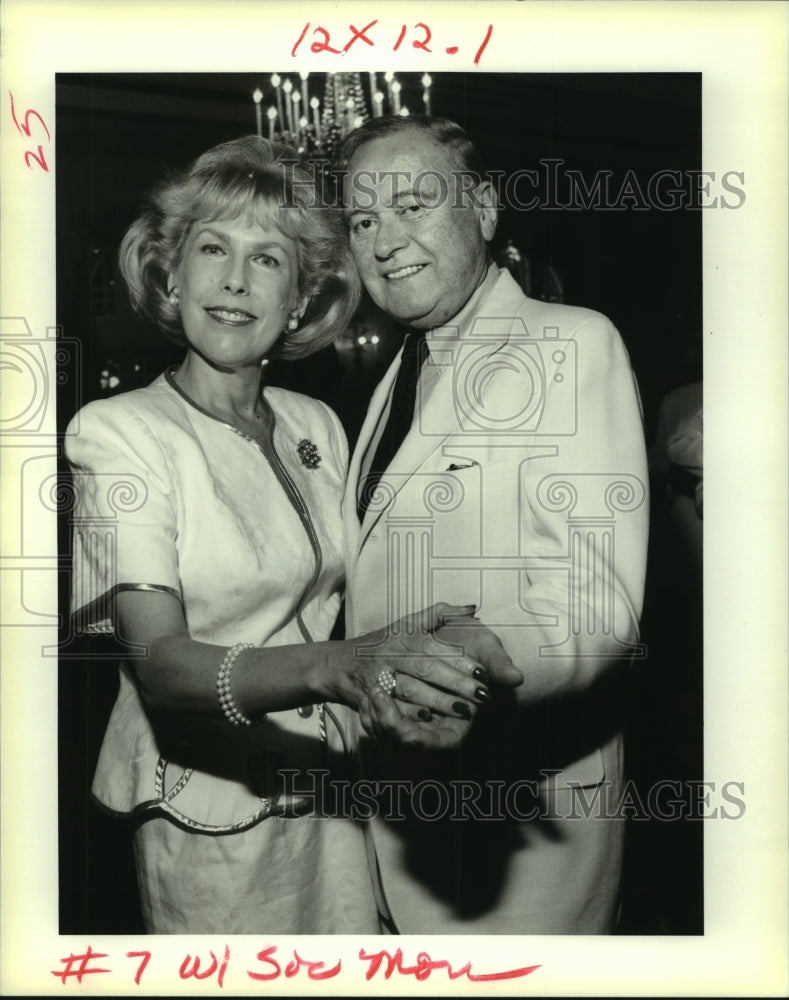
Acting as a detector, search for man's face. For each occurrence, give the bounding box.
[345,132,497,329]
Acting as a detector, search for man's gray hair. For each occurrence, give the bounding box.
[340,114,488,183]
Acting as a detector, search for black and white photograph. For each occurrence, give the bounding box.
[1,2,787,996]
[56,69,705,940]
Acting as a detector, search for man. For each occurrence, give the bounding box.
[340,116,649,934]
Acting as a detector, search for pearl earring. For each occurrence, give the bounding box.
[287,316,299,331]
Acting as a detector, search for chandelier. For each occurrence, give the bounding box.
[251,71,434,163]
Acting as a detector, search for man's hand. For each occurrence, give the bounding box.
[345,603,522,749]
[435,615,523,689]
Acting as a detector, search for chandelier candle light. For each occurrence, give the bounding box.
[422,74,432,115]
[250,72,429,158]
[300,70,309,110]
[252,88,263,137]
[309,95,321,141]
[281,78,295,134]
[391,80,401,114]
[291,90,301,143]
[271,73,284,124]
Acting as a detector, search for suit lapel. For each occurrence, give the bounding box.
[346,269,529,564]
[342,349,401,568]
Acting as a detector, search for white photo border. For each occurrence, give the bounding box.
[1,1,787,996]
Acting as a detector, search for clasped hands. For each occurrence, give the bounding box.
[342,603,522,749]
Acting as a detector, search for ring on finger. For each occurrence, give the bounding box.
[376,668,397,696]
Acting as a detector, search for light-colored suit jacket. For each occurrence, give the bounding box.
[343,267,649,933]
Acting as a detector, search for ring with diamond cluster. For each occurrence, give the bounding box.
[375,669,397,696]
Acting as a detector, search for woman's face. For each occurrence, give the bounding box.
[170,209,306,371]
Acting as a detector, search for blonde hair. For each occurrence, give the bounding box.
[119,135,360,359]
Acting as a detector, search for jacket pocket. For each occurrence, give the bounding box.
[543,747,605,789]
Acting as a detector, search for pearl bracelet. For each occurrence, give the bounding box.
[216,642,258,727]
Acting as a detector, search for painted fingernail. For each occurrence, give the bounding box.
[418,708,432,721]
[452,701,472,719]
[474,686,491,704]
[472,666,490,685]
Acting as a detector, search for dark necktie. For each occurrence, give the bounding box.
[357,331,428,519]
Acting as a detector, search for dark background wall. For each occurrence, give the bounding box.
[56,71,702,440]
[56,72,703,934]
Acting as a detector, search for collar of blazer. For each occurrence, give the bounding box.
[345,267,529,554]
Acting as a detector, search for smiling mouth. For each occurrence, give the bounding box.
[205,307,256,325]
[384,264,426,281]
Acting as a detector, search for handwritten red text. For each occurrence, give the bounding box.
[51,942,539,988]
[359,946,541,982]
[247,945,342,981]
[180,945,231,987]
[8,92,51,172]
[51,946,111,984]
[292,21,493,66]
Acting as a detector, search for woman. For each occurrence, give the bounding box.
[65,136,509,934]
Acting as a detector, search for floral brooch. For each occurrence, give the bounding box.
[297,438,321,470]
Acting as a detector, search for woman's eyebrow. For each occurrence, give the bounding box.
[249,240,288,253]
[193,226,288,252]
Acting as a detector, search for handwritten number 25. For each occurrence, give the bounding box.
[8,91,50,171]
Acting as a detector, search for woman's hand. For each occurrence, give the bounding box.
[325,602,522,748]
[118,592,519,753]
[358,688,476,750]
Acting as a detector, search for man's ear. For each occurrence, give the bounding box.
[476,181,499,243]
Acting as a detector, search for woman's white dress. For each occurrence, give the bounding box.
[65,369,378,933]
